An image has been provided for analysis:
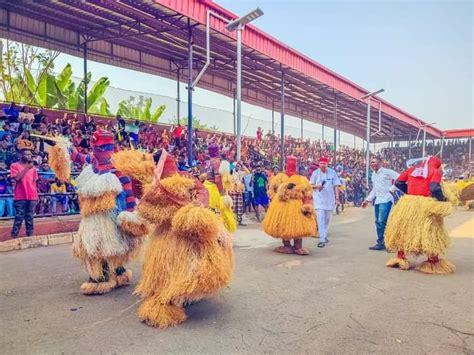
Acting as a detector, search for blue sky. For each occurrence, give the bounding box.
[217,0,472,129]
[52,0,472,138]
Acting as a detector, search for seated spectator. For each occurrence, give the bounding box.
[0,121,12,142]
[0,166,14,217]
[0,138,16,167]
[50,178,69,214]
[3,102,19,121]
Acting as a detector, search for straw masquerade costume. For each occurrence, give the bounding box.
[385,156,455,274]
[263,156,316,255]
[131,149,234,328]
[202,143,237,232]
[49,130,148,295]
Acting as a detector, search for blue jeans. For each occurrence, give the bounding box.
[374,202,393,246]
[0,197,14,217]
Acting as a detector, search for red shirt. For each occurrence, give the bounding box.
[174,127,183,138]
[10,162,39,200]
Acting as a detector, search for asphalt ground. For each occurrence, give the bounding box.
[1,207,473,354]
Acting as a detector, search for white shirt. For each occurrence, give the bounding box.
[310,168,340,210]
[366,167,400,205]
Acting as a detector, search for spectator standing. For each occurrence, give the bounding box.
[172,123,183,149]
[243,170,254,213]
[252,164,269,222]
[256,127,263,145]
[310,156,340,248]
[230,162,249,226]
[362,157,400,250]
[9,143,39,238]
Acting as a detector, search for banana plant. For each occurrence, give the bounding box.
[116,96,166,123]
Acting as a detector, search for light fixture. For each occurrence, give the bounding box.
[226,8,264,32]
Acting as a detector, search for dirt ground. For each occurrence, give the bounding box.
[1,207,473,354]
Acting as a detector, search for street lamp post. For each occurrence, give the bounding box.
[361,89,384,187]
[419,122,436,157]
[226,8,264,161]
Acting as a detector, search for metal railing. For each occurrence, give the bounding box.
[0,192,79,220]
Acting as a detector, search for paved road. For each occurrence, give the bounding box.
[1,207,473,354]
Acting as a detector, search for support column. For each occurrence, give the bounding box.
[469,136,472,164]
[408,134,412,159]
[391,119,394,149]
[83,42,88,114]
[233,87,236,135]
[176,67,180,125]
[271,100,275,134]
[365,98,371,187]
[300,112,304,140]
[236,25,243,161]
[333,95,338,166]
[280,67,285,171]
[322,117,325,142]
[422,128,427,157]
[187,24,194,166]
[440,136,444,159]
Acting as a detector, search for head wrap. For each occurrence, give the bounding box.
[91,130,114,174]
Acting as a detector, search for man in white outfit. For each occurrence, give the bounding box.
[310,156,340,248]
[362,157,400,250]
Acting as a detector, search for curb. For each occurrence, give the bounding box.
[0,232,76,252]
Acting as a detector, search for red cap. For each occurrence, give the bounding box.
[319,156,329,164]
[92,129,114,147]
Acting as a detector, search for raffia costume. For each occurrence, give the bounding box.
[385,156,455,274]
[119,149,234,328]
[49,130,148,295]
[263,156,316,255]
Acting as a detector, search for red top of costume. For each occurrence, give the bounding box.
[285,156,297,177]
[397,156,442,197]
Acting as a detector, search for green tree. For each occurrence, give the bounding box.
[116,96,166,123]
[0,40,110,113]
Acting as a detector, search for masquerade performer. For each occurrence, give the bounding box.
[263,156,316,255]
[384,156,455,274]
[133,149,234,328]
[49,130,148,294]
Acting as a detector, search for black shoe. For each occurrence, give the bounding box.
[369,244,386,251]
[325,238,329,243]
[317,242,325,248]
[238,222,247,227]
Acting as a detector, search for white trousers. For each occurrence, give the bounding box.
[316,209,332,242]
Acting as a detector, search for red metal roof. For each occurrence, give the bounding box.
[443,129,474,139]
[157,0,443,138]
[0,0,468,140]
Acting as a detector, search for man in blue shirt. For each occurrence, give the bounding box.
[310,157,340,248]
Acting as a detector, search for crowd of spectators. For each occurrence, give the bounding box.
[0,102,471,219]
